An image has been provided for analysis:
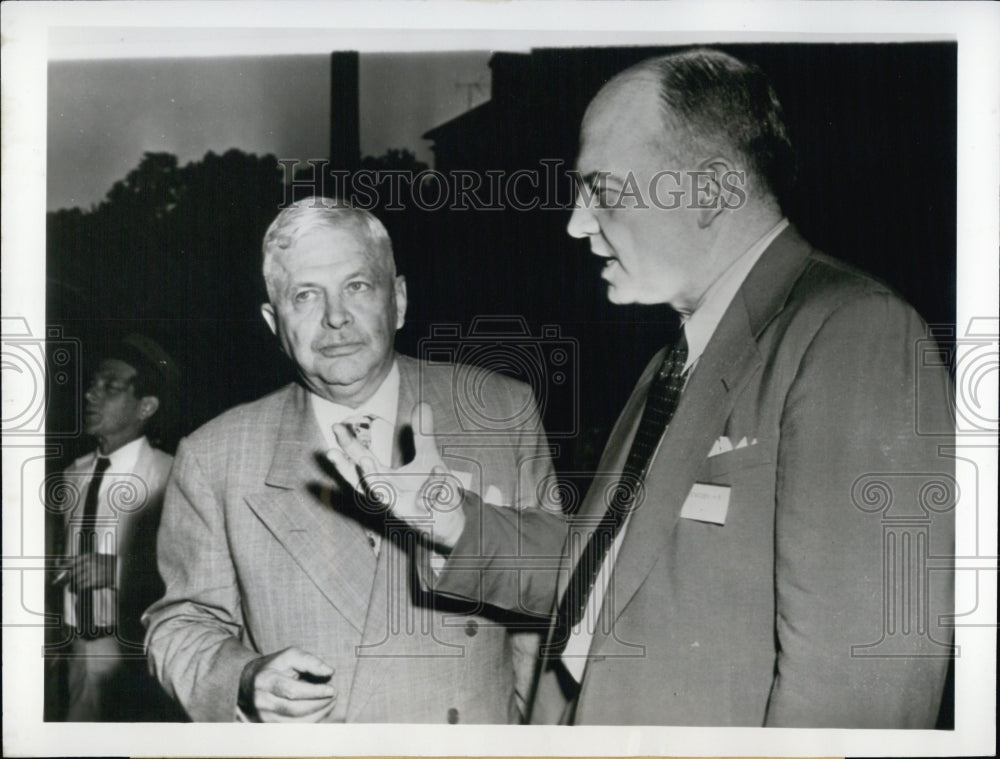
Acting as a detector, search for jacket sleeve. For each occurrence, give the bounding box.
[764,293,954,727]
[142,438,260,722]
[432,492,568,619]
[504,385,567,717]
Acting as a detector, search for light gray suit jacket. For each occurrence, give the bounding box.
[144,354,556,723]
[437,227,955,727]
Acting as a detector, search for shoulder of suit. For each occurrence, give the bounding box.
[136,443,175,495]
[147,446,174,474]
[181,383,296,448]
[790,249,917,320]
[404,354,535,405]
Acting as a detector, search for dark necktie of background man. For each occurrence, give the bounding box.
[75,456,112,639]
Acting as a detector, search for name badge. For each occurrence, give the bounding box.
[679,482,730,525]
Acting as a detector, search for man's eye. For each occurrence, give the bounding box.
[293,290,317,304]
[595,186,621,209]
[346,281,372,293]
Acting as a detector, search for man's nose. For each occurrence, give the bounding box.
[323,295,351,328]
[566,194,599,239]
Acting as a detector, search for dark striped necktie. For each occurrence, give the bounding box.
[75,455,112,638]
[547,330,688,658]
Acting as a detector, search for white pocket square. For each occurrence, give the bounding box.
[709,435,758,456]
[708,436,734,457]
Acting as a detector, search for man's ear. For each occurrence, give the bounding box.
[137,396,160,421]
[261,303,278,336]
[394,275,408,330]
[695,157,736,229]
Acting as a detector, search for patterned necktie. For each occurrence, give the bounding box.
[341,414,381,555]
[344,414,376,449]
[76,456,111,637]
[547,330,688,658]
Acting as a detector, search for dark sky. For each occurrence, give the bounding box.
[47,52,491,211]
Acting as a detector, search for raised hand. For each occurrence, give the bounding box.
[327,402,467,549]
[238,646,337,722]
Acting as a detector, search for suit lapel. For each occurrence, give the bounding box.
[597,227,813,630]
[244,385,376,634]
[553,353,665,603]
[346,356,420,720]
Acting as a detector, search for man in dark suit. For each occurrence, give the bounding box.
[144,199,556,722]
[330,49,955,727]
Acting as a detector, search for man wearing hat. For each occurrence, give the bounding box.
[51,334,180,721]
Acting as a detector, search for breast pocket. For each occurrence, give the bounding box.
[699,442,772,484]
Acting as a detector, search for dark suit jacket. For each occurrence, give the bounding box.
[143,354,557,723]
[437,226,955,727]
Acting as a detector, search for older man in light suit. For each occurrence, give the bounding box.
[331,49,955,727]
[144,199,557,722]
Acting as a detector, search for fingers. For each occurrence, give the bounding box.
[332,424,381,476]
[69,553,115,590]
[69,554,93,589]
[250,647,338,722]
[260,691,339,722]
[255,679,337,720]
[326,448,361,491]
[419,467,468,549]
[276,646,335,679]
[411,403,440,464]
[420,467,461,511]
[259,670,335,702]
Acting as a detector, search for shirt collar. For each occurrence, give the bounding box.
[682,218,789,373]
[310,360,401,446]
[98,435,146,473]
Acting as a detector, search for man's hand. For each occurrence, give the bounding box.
[55,552,116,590]
[327,402,467,549]
[238,647,337,722]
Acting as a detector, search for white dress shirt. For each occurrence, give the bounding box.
[63,435,147,628]
[310,361,400,555]
[561,218,789,682]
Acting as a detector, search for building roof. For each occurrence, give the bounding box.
[421,101,494,142]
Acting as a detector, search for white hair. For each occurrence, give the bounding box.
[262,196,395,301]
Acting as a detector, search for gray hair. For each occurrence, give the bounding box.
[262,197,395,302]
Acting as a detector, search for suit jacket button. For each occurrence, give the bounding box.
[447,707,459,724]
[464,620,478,637]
